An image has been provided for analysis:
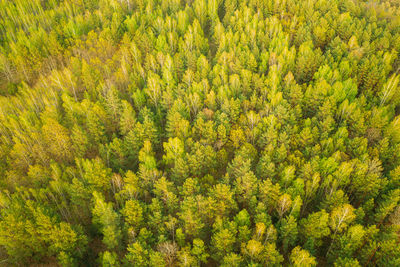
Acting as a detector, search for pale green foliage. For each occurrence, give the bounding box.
[0,0,400,266]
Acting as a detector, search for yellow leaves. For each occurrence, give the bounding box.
[78,157,112,192]
[277,193,292,218]
[145,72,162,108]
[329,204,356,234]
[380,74,399,106]
[47,222,79,253]
[246,111,260,141]
[163,137,185,164]
[270,91,283,107]
[305,173,320,199]
[120,171,139,198]
[337,99,356,121]
[259,179,281,209]
[166,112,190,139]
[123,199,143,229]
[229,126,245,149]
[348,35,359,50]
[254,222,266,241]
[313,18,330,48]
[154,177,177,207]
[386,115,400,143]
[301,210,330,240]
[243,240,263,259]
[193,0,207,27]
[209,183,237,217]
[3,0,400,265]
[0,199,86,262]
[212,228,236,256]
[229,74,241,96]
[290,246,317,267]
[42,117,74,163]
[298,126,315,148]
[186,92,202,116]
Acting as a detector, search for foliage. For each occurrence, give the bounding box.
[0,0,400,265]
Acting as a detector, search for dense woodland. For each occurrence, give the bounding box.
[0,0,400,266]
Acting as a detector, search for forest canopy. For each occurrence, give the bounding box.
[0,0,400,266]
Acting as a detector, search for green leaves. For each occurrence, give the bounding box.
[163,137,185,165]
[0,0,400,265]
[300,210,330,251]
[92,191,121,250]
[0,198,87,265]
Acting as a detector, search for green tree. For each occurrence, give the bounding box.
[300,210,330,252]
[91,192,121,249]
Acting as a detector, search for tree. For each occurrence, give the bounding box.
[192,238,209,265]
[42,117,74,163]
[290,246,317,267]
[122,199,143,234]
[300,210,330,252]
[279,215,298,252]
[177,247,196,266]
[329,204,356,234]
[0,198,87,266]
[374,189,400,225]
[91,192,121,249]
[1,0,400,265]
[294,41,323,84]
[326,204,356,256]
[259,179,281,212]
[211,228,236,261]
[276,194,293,219]
[209,183,238,217]
[242,239,264,262]
[77,157,112,193]
[100,251,120,267]
[163,137,185,165]
[327,224,366,263]
[124,242,149,266]
[158,241,178,267]
[145,72,163,108]
[154,177,178,211]
[221,253,243,266]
